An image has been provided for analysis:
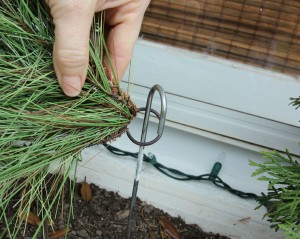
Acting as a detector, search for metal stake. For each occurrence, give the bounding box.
[126,84,167,239]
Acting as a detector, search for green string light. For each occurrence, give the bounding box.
[104,144,259,200]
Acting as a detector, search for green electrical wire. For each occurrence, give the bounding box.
[104,144,259,200]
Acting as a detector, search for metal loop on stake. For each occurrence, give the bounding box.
[126,107,161,146]
[126,84,167,146]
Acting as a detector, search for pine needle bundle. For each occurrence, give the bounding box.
[0,0,137,237]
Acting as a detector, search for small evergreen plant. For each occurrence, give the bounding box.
[250,96,300,239]
[0,0,137,238]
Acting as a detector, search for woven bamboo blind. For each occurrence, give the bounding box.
[141,0,300,75]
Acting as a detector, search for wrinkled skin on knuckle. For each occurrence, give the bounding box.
[54,48,88,70]
[97,0,150,16]
[105,0,150,25]
[47,0,97,21]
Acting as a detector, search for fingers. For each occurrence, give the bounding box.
[48,0,97,96]
[48,0,150,95]
[105,1,150,80]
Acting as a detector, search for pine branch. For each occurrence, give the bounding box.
[0,0,137,238]
[250,150,300,236]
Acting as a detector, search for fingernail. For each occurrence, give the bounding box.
[62,76,82,97]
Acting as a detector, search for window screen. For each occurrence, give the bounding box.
[141,0,300,75]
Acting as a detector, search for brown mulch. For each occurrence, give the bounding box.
[5,181,232,239]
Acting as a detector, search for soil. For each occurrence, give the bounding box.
[6,181,231,239]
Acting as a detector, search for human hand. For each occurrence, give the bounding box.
[46,0,150,97]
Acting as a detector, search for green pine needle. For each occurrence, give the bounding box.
[0,0,137,238]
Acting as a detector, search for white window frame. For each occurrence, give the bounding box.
[121,39,300,156]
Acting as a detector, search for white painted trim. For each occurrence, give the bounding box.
[121,39,300,155]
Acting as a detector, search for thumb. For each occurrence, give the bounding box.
[49,1,96,96]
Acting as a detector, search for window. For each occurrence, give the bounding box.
[141,0,300,76]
